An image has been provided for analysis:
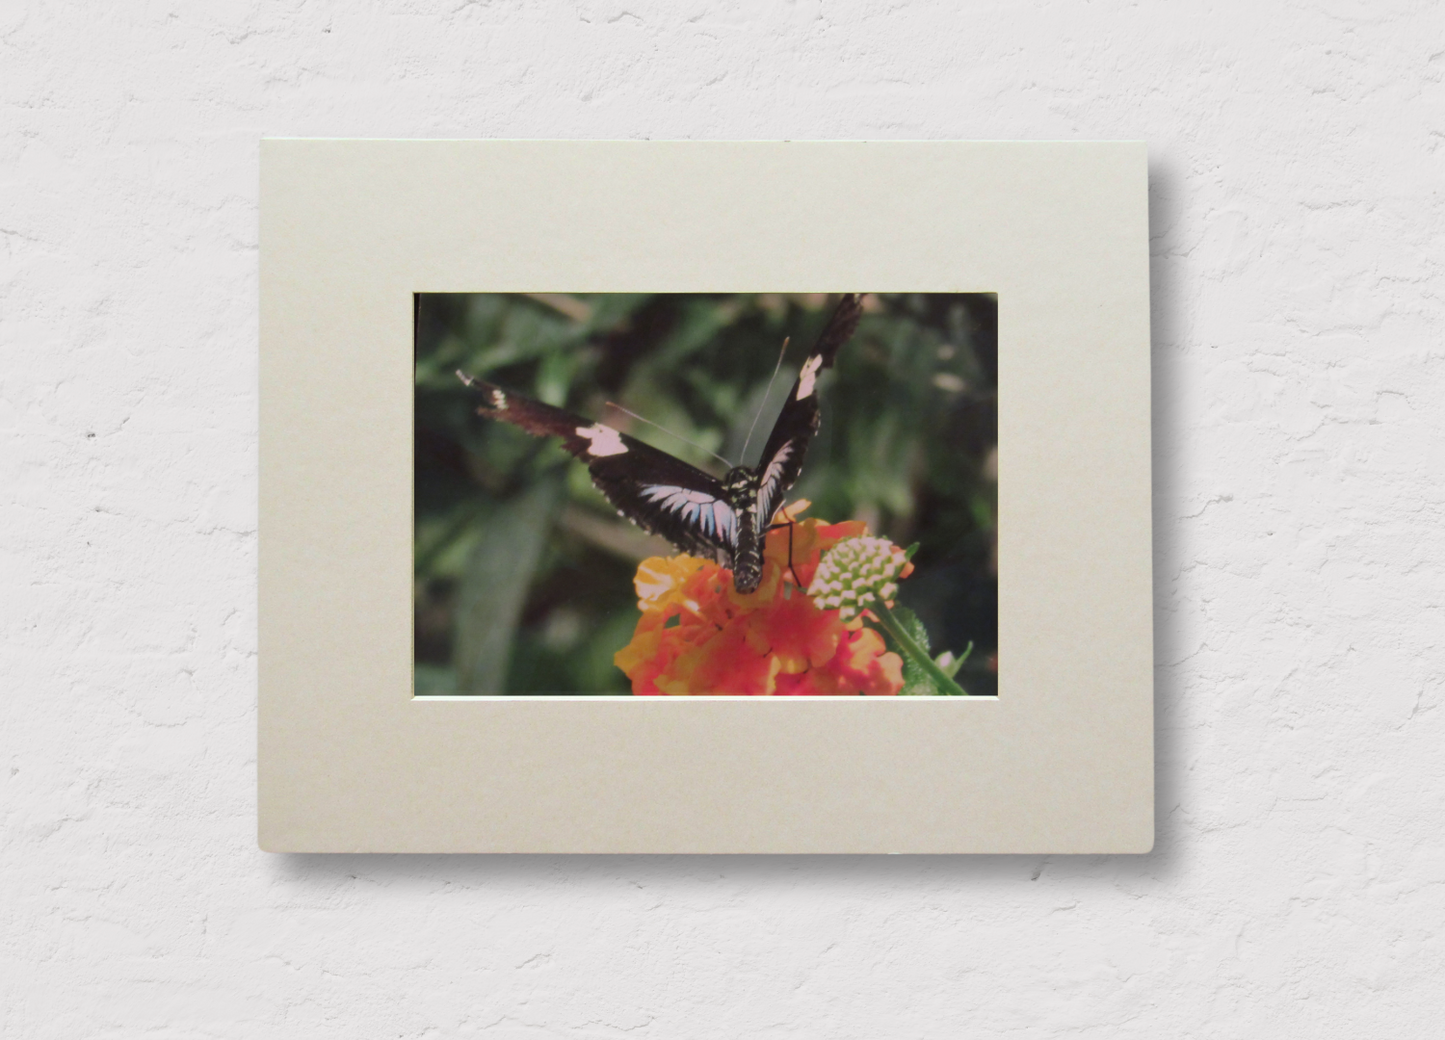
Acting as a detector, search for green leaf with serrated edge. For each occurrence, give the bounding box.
[883,605,943,696]
[899,655,940,696]
[904,542,920,562]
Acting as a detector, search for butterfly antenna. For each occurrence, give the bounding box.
[603,402,733,469]
[739,336,790,464]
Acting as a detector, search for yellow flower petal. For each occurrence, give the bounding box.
[634,554,708,613]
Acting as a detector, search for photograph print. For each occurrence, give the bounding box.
[414,293,997,697]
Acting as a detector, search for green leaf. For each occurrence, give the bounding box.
[652,300,739,366]
[414,498,487,580]
[582,293,653,332]
[413,663,458,695]
[453,474,565,694]
[886,605,942,696]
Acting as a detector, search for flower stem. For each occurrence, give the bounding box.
[873,602,972,696]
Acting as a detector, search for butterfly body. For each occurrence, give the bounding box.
[458,294,863,593]
[721,466,765,592]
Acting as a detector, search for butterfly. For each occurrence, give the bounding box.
[456,294,864,593]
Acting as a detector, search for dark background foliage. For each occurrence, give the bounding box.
[414,293,997,695]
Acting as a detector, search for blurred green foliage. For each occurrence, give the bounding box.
[415,293,997,695]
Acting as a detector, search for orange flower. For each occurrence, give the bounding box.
[613,506,906,696]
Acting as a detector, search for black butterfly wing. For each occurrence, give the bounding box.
[457,373,740,565]
[754,293,864,525]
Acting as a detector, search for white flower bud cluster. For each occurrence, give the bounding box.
[807,536,907,621]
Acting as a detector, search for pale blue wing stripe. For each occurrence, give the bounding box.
[640,484,738,548]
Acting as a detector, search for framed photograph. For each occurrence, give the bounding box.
[260,140,1153,852]
[415,290,997,700]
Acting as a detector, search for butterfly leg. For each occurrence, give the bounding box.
[767,519,803,588]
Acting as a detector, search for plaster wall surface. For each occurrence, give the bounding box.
[3,2,1443,1036]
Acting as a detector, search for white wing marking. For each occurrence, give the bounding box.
[760,441,793,493]
[796,355,824,400]
[640,485,737,544]
[712,500,733,542]
[576,423,628,457]
[757,440,795,519]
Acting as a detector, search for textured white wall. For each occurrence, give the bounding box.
[4,1,1443,1036]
